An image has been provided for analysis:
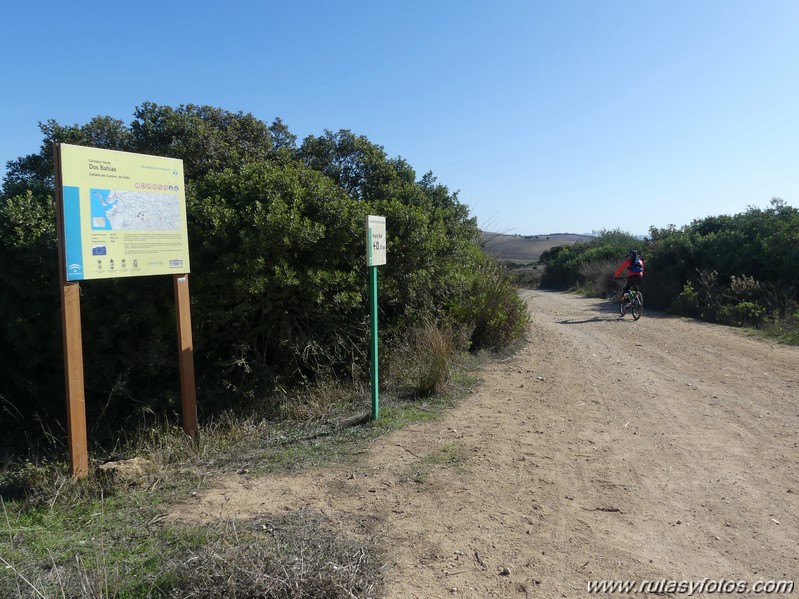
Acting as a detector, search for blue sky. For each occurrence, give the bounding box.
[1,0,797,236]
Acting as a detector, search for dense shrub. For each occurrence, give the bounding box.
[539,229,641,291]
[539,199,799,340]
[187,161,370,403]
[673,270,793,327]
[0,104,529,452]
[454,254,531,351]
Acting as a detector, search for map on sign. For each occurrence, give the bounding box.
[90,189,181,231]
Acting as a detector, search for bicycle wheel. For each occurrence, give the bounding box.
[631,291,643,320]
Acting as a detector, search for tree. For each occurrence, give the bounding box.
[268,117,298,151]
[0,105,529,452]
[299,129,392,200]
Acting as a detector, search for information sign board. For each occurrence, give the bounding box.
[59,144,190,280]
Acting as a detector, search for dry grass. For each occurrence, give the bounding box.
[388,319,457,397]
[1,368,486,598]
[166,509,382,598]
[577,258,619,297]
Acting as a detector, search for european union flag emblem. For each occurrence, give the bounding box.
[92,245,107,256]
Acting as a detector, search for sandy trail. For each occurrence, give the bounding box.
[171,290,799,597]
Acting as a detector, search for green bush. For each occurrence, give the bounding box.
[0,104,531,452]
[187,161,370,403]
[455,255,530,351]
[536,202,799,342]
[672,281,702,318]
[671,269,789,328]
[539,229,640,290]
[720,301,766,326]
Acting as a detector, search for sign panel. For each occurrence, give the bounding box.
[366,215,387,266]
[59,144,190,280]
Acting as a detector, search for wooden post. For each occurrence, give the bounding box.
[61,283,89,476]
[173,274,198,438]
[53,143,89,477]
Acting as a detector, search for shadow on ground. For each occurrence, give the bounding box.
[555,293,669,325]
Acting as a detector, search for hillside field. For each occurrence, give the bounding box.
[480,232,593,263]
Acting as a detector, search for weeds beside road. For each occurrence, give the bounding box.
[0,364,481,598]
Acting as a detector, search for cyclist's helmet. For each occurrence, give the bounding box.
[629,249,638,260]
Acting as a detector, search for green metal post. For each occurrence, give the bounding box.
[369,264,379,420]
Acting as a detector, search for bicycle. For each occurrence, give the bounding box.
[618,279,643,320]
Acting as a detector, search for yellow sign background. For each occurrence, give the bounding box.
[60,144,190,280]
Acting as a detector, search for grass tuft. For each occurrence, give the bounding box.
[390,319,456,397]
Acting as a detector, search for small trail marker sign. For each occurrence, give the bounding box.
[367,215,387,266]
[366,215,386,419]
[366,216,386,266]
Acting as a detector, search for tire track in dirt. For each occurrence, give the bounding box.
[170,290,799,597]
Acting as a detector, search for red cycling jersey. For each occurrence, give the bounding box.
[614,257,644,278]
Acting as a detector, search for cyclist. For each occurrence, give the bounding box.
[614,250,644,315]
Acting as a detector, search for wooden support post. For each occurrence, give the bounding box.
[54,143,89,477]
[173,274,198,439]
[61,282,89,477]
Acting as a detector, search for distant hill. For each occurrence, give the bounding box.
[480,232,594,263]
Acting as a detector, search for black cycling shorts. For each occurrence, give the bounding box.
[623,277,642,294]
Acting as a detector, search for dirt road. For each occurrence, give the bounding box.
[175,290,799,597]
